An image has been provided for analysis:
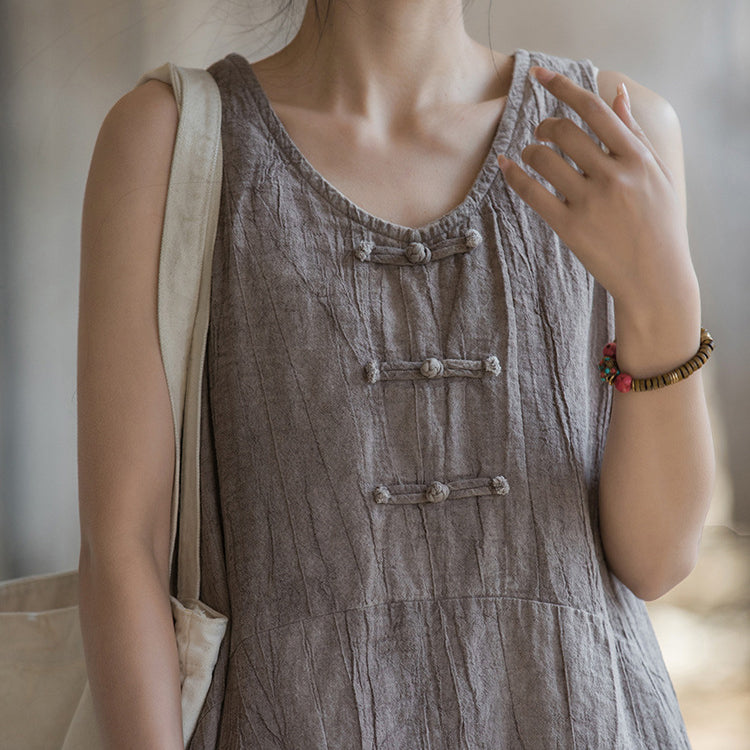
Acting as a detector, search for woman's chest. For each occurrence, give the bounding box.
[266,97,509,229]
[214,176,601,415]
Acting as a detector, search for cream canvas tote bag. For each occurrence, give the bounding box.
[0,62,227,749]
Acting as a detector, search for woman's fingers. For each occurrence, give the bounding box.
[497,153,572,236]
[519,141,587,204]
[613,80,675,184]
[530,66,636,158]
[533,116,614,182]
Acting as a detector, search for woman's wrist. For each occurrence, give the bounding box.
[611,277,702,379]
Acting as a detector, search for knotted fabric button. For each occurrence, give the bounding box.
[420,357,444,379]
[483,355,502,376]
[373,485,391,503]
[426,481,450,503]
[354,240,374,262]
[405,241,431,264]
[364,360,380,383]
[464,228,483,249]
[490,475,510,495]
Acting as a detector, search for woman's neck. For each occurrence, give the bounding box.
[252,0,504,126]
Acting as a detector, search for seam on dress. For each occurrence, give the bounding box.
[229,592,608,659]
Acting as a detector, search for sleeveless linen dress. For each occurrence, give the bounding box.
[187,48,692,749]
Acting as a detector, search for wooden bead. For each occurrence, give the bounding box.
[601,327,714,393]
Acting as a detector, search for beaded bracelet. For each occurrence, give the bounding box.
[598,327,715,393]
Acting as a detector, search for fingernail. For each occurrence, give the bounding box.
[531,66,554,84]
[497,154,509,169]
[618,81,631,110]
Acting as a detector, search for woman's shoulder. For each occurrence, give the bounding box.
[522,47,676,117]
[117,76,179,133]
[521,48,678,132]
[89,78,179,213]
[80,74,179,309]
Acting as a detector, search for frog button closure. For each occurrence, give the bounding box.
[354,240,374,262]
[352,228,483,265]
[363,360,381,384]
[464,228,482,249]
[420,357,444,379]
[371,474,510,505]
[483,355,502,376]
[373,485,392,504]
[490,475,510,496]
[405,241,431,264]
[363,354,501,382]
[425,481,450,503]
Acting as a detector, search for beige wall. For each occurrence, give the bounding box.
[1,0,747,578]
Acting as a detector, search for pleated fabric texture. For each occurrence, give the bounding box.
[187,48,692,749]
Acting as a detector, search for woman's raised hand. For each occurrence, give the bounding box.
[497,65,696,317]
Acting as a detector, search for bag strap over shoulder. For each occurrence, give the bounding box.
[133,63,222,602]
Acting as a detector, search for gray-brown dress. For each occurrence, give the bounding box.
[187,48,692,749]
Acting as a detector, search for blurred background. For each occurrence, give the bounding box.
[0,0,748,746]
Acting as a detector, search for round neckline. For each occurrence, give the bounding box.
[227,48,530,243]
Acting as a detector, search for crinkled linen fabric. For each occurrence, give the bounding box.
[186,48,692,749]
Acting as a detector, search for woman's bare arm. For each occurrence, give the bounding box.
[594,73,715,602]
[77,77,184,749]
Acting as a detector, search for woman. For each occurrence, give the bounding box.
[77,0,715,747]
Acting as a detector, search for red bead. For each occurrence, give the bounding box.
[614,373,632,392]
[603,342,617,357]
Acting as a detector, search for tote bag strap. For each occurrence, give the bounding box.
[133,63,222,602]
